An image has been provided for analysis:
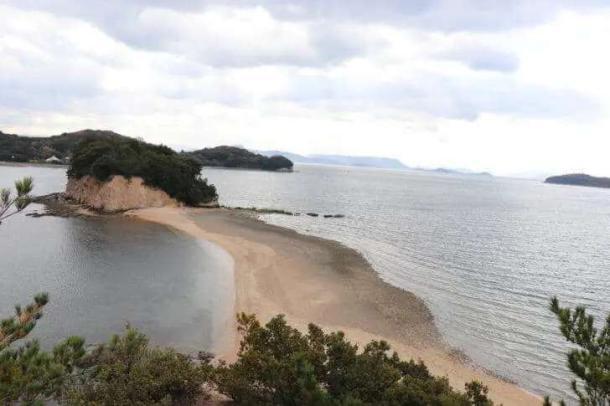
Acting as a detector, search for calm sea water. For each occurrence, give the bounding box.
[0,165,233,353]
[1,164,608,402]
[202,165,610,402]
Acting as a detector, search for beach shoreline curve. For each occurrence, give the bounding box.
[127,206,541,406]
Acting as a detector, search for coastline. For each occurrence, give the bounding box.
[129,207,540,405]
[0,161,69,169]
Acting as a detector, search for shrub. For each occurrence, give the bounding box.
[215,313,491,405]
[63,327,213,405]
[0,294,86,404]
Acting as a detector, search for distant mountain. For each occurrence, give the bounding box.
[428,168,493,177]
[187,146,293,171]
[545,173,610,189]
[0,129,127,162]
[258,151,408,170]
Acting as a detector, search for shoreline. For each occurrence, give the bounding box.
[0,161,69,169]
[129,207,540,405]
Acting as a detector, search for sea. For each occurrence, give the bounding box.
[1,163,609,402]
[0,165,233,354]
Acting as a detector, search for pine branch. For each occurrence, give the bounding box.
[0,293,49,351]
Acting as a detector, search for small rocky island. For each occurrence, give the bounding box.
[65,136,218,211]
[545,173,610,189]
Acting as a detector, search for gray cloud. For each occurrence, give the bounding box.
[5,0,610,70]
[277,72,598,120]
[0,46,101,110]
[0,0,603,122]
[441,47,520,72]
[2,0,374,68]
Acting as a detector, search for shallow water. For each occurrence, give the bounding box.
[2,164,608,402]
[0,166,233,353]
[202,164,610,402]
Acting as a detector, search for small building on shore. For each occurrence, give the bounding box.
[45,155,62,164]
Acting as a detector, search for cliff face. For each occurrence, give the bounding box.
[66,176,180,211]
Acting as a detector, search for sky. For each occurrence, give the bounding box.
[1,1,609,177]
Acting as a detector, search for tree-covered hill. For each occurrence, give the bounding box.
[0,129,127,162]
[69,137,217,205]
[1,130,294,172]
[186,146,293,171]
[545,173,610,189]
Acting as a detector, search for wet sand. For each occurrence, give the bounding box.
[128,207,540,405]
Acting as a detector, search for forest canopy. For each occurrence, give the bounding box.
[0,129,125,162]
[187,146,294,171]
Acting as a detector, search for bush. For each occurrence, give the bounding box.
[0,294,86,404]
[63,327,213,405]
[215,313,491,406]
[68,138,217,205]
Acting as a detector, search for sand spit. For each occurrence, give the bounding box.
[128,207,540,405]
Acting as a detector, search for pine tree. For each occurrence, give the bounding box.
[550,297,610,406]
[0,177,84,404]
[0,177,33,224]
[0,293,48,351]
[0,294,86,404]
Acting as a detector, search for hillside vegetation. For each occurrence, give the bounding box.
[68,137,217,205]
[187,146,293,171]
[0,129,126,162]
[1,130,295,172]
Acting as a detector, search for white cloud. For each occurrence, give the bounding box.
[1,2,610,176]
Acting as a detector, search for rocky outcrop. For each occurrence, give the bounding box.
[66,176,180,212]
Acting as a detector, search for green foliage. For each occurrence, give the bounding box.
[543,396,566,406]
[1,296,212,405]
[187,146,294,171]
[0,292,47,351]
[0,294,86,405]
[215,313,491,406]
[63,327,213,405]
[0,177,33,224]
[550,297,610,406]
[465,381,493,406]
[68,137,217,205]
[0,129,125,162]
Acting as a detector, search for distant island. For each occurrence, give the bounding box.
[430,168,493,177]
[257,150,408,170]
[545,173,610,189]
[187,146,293,171]
[258,150,493,176]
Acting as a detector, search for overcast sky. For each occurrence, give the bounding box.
[1,1,609,176]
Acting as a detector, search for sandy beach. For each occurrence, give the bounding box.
[128,207,541,405]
